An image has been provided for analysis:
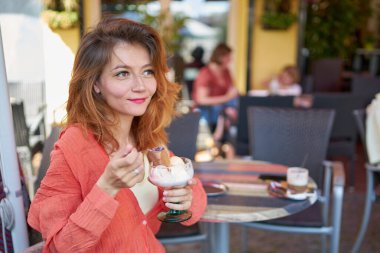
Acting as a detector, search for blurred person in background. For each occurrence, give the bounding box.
[187,46,206,69]
[184,46,206,99]
[264,65,302,96]
[192,43,239,146]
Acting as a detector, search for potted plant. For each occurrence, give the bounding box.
[42,0,79,29]
[261,0,297,30]
[304,0,373,62]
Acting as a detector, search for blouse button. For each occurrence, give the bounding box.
[142,220,147,225]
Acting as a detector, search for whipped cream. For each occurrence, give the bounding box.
[149,156,193,187]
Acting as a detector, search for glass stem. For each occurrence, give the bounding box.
[168,209,184,215]
[169,202,184,215]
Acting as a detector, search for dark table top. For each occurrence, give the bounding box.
[194,159,318,223]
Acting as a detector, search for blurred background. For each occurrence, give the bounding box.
[2,0,380,199]
[2,1,380,252]
[2,0,380,127]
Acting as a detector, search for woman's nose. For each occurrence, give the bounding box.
[131,74,146,91]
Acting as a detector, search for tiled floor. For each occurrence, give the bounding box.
[165,144,380,253]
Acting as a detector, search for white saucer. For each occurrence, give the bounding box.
[286,190,315,200]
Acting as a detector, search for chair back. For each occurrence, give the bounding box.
[312,93,364,140]
[11,100,30,147]
[167,111,201,160]
[247,106,335,186]
[34,126,61,192]
[351,75,380,107]
[312,93,365,187]
[311,58,343,92]
[236,95,295,156]
[8,81,46,121]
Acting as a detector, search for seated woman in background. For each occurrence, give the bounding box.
[192,43,240,143]
[265,65,302,96]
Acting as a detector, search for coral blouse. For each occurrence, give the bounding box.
[28,126,207,253]
[192,65,233,104]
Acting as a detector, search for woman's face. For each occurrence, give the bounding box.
[95,42,157,119]
[279,71,293,86]
[220,53,232,68]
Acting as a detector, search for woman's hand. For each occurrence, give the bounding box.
[96,144,144,197]
[162,179,197,210]
[226,87,239,100]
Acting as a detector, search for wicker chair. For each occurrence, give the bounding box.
[312,93,365,188]
[351,109,380,253]
[11,100,45,199]
[34,126,61,192]
[310,58,344,92]
[240,106,345,253]
[235,95,295,156]
[166,111,201,160]
[351,75,380,107]
[157,111,208,252]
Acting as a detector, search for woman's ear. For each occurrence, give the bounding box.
[94,83,101,94]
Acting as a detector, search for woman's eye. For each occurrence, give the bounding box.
[142,69,155,77]
[115,71,129,78]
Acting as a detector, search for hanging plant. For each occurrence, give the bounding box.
[261,0,297,30]
[42,0,79,29]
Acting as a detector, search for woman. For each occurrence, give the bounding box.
[28,18,207,252]
[192,43,239,142]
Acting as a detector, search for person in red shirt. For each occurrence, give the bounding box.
[192,43,239,142]
[28,18,207,253]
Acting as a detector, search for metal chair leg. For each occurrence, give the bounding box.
[241,226,248,253]
[348,155,356,191]
[331,184,344,253]
[351,169,375,253]
[321,234,327,253]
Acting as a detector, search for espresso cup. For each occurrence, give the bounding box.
[287,167,308,193]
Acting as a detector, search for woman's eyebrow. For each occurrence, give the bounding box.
[112,63,153,71]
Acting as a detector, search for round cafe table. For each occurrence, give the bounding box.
[194,159,318,253]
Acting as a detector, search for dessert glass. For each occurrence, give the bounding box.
[148,157,193,222]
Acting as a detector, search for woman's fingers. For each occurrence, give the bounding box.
[163,187,193,210]
[187,179,197,186]
[112,147,143,173]
[107,146,145,187]
[114,144,134,158]
[165,201,192,210]
[163,193,192,204]
[123,169,145,187]
[164,187,192,197]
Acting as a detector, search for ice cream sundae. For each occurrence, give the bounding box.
[148,156,193,188]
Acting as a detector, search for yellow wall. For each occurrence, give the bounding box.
[83,0,102,33]
[52,26,80,54]
[228,0,249,95]
[250,0,299,90]
[50,0,101,55]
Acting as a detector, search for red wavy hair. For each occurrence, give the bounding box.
[65,18,180,152]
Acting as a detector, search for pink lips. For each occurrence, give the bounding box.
[129,98,146,104]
